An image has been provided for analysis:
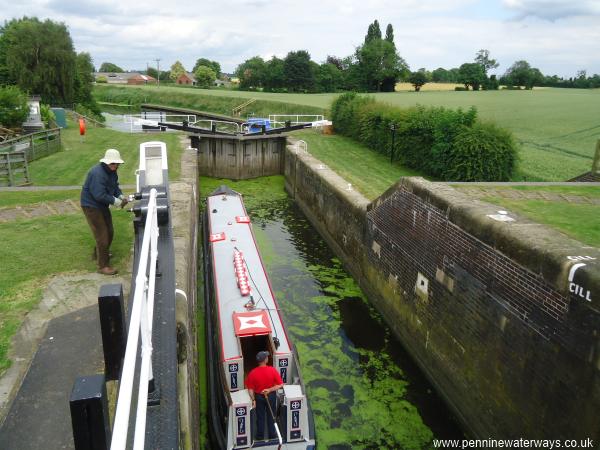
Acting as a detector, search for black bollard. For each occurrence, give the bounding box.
[70,374,110,450]
[98,284,127,381]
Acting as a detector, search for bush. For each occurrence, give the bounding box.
[330,93,517,181]
[40,103,55,128]
[445,122,517,181]
[454,86,468,91]
[0,85,29,128]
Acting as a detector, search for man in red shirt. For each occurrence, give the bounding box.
[245,351,284,441]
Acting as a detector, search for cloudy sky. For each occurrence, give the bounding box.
[1,0,599,77]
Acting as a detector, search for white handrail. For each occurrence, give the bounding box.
[110,188,158,450]
[190,119,240,132]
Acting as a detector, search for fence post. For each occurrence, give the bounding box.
[98,283,127,381]
[592,139,600,174]
[69,374,111,450]
[7,152,14,186]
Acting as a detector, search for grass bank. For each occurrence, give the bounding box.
[94,85,325,119]
[0,121,184,375]
[0,207,133,374]
[293,129,424,200]
[28,120,184,185]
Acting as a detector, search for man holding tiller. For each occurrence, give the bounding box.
[245,350,284,441]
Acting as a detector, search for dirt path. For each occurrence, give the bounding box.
[0,199,81,222]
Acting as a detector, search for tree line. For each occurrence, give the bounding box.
[234,20,408,93]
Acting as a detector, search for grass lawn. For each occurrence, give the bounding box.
[0,209,133,374]
[28,120,185,185]
[0,190,80,207]
[293,129,424,200]
[0,122,184,375]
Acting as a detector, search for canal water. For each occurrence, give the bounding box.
[200,176,463,450]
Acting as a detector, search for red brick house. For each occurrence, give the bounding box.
[176,72,197,86]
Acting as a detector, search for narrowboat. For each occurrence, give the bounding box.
[203,186,316,449]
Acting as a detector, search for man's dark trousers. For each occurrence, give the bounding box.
[255,392,277,440]
[82,206,114,268]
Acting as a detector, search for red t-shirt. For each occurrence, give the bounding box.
[245,365,283,394]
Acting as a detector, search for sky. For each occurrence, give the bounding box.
[1,0,599,78]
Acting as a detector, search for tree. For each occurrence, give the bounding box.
[365,20,382,43]
[194,65,216,88]
[503,60,544,89]
[99,62,124,72]
[408,70,428,91]
[316,63,343,92]
[169,61,186,82]
[474,49,498,75]
[146,67,158,79]
[355,21,408,92]
[0,85,29,128]
[73,52,95,107]
[193,58,221,78]
[283,50,315,92]
[458,63,486,90]
[384,23,394,43]
[0,17,76,105]
[235,56,266,90]
[263,57,286,92]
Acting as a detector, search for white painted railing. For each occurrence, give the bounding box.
[268,114,324,128]
[123,113,197,133]
[191,119,240,133]
[110,188,159,450]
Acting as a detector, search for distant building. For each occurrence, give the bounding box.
[127,74,156,85]
[94,72,156,85]
[176,72,197,86]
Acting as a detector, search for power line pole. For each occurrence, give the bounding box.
[155,58,161,87]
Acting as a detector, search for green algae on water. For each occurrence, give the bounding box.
[199,176,437,450]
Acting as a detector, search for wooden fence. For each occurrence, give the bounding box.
[0,129,61,186]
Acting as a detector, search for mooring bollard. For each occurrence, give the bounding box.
[98,283,127,381]
[70,374,110,450]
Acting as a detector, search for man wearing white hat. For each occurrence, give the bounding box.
[80,149,129,275]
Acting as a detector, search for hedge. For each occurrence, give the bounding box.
[330,92,517,181]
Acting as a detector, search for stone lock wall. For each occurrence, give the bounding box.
[284,140,600,440]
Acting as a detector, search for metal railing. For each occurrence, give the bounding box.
[110,188,159,450]
[190,119,241,133]
[232,98,256,116]
[268,114,324,128]
[122,113,197,133]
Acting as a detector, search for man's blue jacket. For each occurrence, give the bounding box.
[80,163,123,209]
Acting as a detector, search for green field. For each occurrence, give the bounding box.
[28,121,184,185]
[95,85,600,181]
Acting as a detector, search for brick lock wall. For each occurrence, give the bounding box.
[284,142,600,440]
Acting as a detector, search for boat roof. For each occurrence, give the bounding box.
[207,190,291,361]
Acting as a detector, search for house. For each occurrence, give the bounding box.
[176,73,196,86]
[94,72,155,85]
